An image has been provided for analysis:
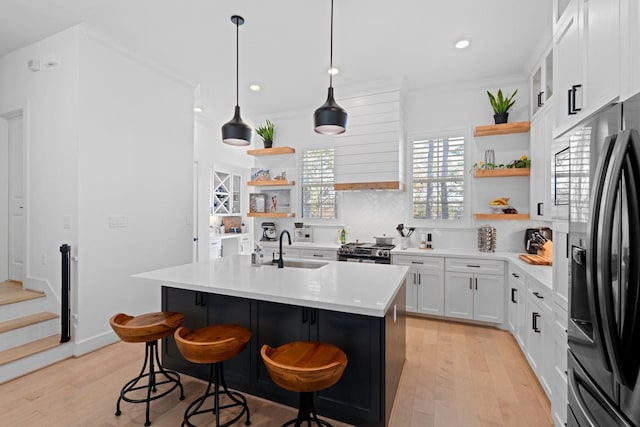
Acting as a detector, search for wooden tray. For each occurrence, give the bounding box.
[519,254,553,266]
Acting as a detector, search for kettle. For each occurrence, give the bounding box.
[261,222,277,241]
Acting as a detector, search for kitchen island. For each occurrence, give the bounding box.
[134,255,408,427]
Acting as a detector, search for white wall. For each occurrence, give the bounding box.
[249,77,549,253]
[75,28,194,352]
[0,27,81,299]
[0,25,195,355]
[0,118,8,280]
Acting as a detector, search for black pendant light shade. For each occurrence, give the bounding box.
[314,87,347,135]
[222,106,252,146]
[222,15,251,146]
[314,0,347,135]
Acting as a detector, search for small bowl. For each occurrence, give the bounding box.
[488,203,511,212]
[294,222,304,228]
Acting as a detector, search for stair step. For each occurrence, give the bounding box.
[0,282,45,306]
[0,312,59,334]
[0,334,62,366]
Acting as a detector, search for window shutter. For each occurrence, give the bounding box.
[301,149,336,219]
[412,136,465,220]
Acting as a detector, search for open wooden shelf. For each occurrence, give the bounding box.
[473,121,531,137]
[247,180,295,187]
[473,168,530,178]
[247,212,296,218]
[474,213,530,220]
[247,146,295,156]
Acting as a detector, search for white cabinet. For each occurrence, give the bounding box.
[508,264,528,350]
[211,169,242,216]
[525,277,555,398]
[444,258,505,323]
[211,233,252,258]
[620,0,640,100]
[531,46,554,117]
[298,248,337,260]
[553,0,620,137]
[553,220,569,311]
[209,238,222,259]
[393,255,444,316]
[239,234,252,255]
[529,106,554,220]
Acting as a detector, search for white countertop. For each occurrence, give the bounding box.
[133,255,409,317]
[257,241,341,250]
[210,232,250,240]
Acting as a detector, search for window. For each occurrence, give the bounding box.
[300,148,336,219]
[412,135,465,221]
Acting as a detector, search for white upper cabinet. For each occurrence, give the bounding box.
[620,0,640,100]
[553,0,620,137]
[529,106,553,220]
[531,46,554,117]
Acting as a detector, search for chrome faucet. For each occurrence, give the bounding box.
[277,230,291,268]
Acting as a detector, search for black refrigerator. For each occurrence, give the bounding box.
[568,93,640,426]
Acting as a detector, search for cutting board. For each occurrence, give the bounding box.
[519,254,553,265]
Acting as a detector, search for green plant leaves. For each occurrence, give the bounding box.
[256,119,274,141]
[486,89,517,114]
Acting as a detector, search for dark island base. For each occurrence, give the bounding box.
[161,282,406,427]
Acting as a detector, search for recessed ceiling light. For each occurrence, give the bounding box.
[455,39,470,49]
[328,67,339,75]
[193,106,203,113]
[249,84,261,91]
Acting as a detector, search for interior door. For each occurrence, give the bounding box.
[8,114,24,282]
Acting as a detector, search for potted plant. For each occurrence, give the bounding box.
[487,89,517,124]
[256,120,275,148]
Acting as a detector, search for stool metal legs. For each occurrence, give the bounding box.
[115,340,185,426]
[281,392,332,427]
[182,361,251,427]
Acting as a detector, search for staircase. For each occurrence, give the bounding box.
[0,281,72,383]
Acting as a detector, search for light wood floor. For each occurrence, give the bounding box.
[0,316,551,427]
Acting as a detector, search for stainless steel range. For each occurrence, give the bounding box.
[337,242,394,264]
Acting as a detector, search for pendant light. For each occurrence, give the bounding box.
[222,15,252,146]
[314,0,347,135]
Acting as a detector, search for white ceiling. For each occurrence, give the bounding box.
[0,0,551,119]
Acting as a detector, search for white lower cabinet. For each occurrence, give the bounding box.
[298,248,337,260]
[239,234,253,255]
[444,258,505,323]
[525,276,555,400]
[551,306,569,427]
[393,255,444,316]
[508,264,527,350]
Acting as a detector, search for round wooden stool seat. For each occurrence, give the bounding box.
[174,325,252,427]
[174,325,251,364]
[110,312,184,343]
[261,341,347,393]
[108,311,185,426]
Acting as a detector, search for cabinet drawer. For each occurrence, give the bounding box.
[240,235,251,244]
[508,263,527,288]
[445,258,505,275]
[528,276,553,315]
[299,249,337,260]
[392,255,444,270]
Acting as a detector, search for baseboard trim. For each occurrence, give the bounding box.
[73,330,119,356]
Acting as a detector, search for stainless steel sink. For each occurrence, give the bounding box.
[267,260,328,269]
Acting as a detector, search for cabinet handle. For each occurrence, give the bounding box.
[302,308,308,324]
[469,277,473,290]
[568,84,582,115]
[411,261,424,264]
[533,291,544,299]
[566,234,569,259]
[511,288,517,303]
[467,264,481,268]
[537,202,544,216]
[310,309,317,325]
[475,277,478,290]
[418,274,421,285]
[312,254,323,257]
[413,273,417,285]
[532,312,541,333]
[511,273,520,278]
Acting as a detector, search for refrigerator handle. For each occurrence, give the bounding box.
[598,129,640,387]
[587,133,618,371]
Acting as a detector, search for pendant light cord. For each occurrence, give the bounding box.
[235,18,240,107]
[329,0,334,89]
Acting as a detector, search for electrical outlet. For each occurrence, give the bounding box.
[63,215,72,229]
[109,215,128,228]
[41,252,47,265]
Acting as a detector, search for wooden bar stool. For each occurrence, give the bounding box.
[174,324,252,427]
[109,311,185,426]
[260,341,348,427]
